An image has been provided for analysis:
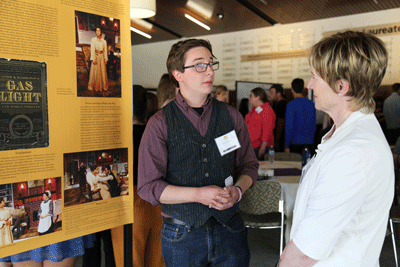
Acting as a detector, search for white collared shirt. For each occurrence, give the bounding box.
[291,110,394,266]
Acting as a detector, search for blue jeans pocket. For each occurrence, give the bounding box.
[225,213,246,234]
[161,221,188,243]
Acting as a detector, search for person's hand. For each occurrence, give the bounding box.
[39,215,44,219]
[284,148,290,153]
[208,186,239,210]
[196,185,231,210]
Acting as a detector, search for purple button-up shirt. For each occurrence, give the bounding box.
[137,92,259,206]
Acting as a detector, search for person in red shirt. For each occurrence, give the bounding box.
[245,87,276,160]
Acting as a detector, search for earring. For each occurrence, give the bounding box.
[338,93,342,96]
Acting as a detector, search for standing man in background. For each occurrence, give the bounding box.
[383,83,400,145]
[138,38,258,267]
[284,78,316,155]
[269,84,287,152]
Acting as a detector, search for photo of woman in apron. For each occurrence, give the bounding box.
[38,190,54,236]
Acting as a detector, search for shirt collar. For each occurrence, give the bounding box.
[316,110,367,155]
[250,102,270,113]
[174,91,213,111]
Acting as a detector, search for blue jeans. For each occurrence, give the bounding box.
[161,213,250,267]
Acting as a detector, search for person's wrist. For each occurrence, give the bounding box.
[235,186,243,203]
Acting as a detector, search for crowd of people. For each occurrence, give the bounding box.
[133,31,397,267]
[234,79,399,161]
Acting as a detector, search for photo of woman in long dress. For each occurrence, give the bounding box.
[88,27,108,92]
[0,197,13,246]
[37,190,54,236]
[76,11,121,97]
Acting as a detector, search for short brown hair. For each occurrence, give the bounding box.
[309,31,388,113]
[214,85,228,97]
[157,73,176,108]
[167,39,216,87]
[251,87,268,103]
[392,83,400,93]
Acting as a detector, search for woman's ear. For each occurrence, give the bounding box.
[336,79,350,96]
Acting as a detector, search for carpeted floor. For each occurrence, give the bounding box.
[75,225,400,267]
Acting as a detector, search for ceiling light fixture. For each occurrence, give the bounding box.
[131,19,153,30]
[130,26,152,39]
[217,8,224,19]
[130,0,156,19]
[187,1,213,19]
[185,14,210,31]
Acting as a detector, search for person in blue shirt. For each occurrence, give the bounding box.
[284,78,316,155]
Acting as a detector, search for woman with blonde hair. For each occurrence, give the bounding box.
[279,31,393,266]
[213,85,229,103]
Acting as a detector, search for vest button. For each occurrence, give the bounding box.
[203,158,207,162]
[205,173,209,177]
[202,144,206,148]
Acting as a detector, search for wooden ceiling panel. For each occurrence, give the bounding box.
[130,0,400,46]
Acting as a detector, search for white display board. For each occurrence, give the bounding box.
[236,81,282,109]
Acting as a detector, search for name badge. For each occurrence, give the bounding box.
[255,106,263,113]
[215,130,241,156]
[225,175,234,186]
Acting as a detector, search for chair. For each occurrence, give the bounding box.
[239,181,285,255]
[390,166,400,267]
[389,205,400,267]
[274,152,302,162]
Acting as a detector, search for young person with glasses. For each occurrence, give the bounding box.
[137,39,258,267]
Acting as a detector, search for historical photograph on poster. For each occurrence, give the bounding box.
[75,11,121,98]
[63,148,128,207]
[0,59,49,151]
[0,177,62,247]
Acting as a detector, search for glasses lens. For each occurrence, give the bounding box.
[211,62,219,71]
[195,63,207,72]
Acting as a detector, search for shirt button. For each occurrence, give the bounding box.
[205,173,209,177]
[202,144,206,148]
[204,158,207,162]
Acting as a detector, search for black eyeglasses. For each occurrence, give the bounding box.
[183,62,219,73]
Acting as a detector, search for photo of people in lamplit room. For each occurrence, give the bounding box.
[75,11,121,97]
[63,148,129,207]
[0,177,62,246]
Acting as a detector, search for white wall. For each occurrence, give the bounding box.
[131,8,400,89]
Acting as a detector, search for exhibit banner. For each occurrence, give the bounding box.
[0,0,133,257]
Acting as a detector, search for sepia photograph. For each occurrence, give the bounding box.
[75,11,121,98]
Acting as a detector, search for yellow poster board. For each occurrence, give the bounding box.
[0,0,133,257]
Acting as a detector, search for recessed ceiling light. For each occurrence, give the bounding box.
[130,26,152,39]
[185,14,210,31]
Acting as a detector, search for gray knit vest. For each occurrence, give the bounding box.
[161,100,238,227]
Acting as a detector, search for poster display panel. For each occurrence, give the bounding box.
[0,0,133,257]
